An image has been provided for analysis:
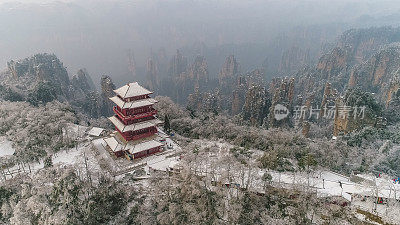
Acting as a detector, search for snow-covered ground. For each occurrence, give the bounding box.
[1,139,100,181]
[91,129,182,178]
[0,136,15,157]
[2,128,399,223]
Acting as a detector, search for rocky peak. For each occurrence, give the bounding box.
[7,53,70,86]
[278,46,310,76]
[165,55,207,105]
[100,75,116,116]
[230,69,265,116]
[187,55,209,88]
[71,68,95,94]
[168,50,187,77]
[127,49,137,79]
[319,82,337,116]
[3,53,72,102]
[268,77,295,128]
[242,84,270,127]
[348,44,400,106]
[219,55,240,84]
[333,89,382,136]
[100,75,115,99]
[187,88,221,113]
[146,57,159,91]
[337,27,400,64]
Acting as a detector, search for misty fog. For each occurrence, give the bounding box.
[1,0,400,87]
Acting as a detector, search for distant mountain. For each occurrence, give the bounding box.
[0,53,107,118]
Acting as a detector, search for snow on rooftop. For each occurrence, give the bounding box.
[103,135,163,155]
[128,140,163,154]
[88,127,105,137]
[114,82,152,98]
[108,116,162,132]
[0,137,15,157]
[109,96,157,109]
[104,136,124,152]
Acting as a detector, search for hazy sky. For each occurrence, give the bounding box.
[1,0,400,86]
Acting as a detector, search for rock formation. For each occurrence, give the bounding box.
[319,82,337,118]
[0,53,108,117]
[268,77,295,128]
[127,49,137,79]
[187,87,221,113]
[287,27,400,135]
[279,46,310,76]
[71,68,95,95]
[145,57,160,91]
[6,53,71,98]
[168,50,187,78]
[347,44,400,106]
[100,75,116,116]
[171,55,210,104]
[242,84,270,127]
[186,55,209,88]
[231,69,265,116]
[219,55,240,87]
[333,89,382,136]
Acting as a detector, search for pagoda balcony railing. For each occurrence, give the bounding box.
[113,107,157,123]
[120,130,157,141]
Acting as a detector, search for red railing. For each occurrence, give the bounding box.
[114,107,157,123]
[119,129,157,141]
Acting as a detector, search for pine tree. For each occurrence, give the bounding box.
[164,115,171,134]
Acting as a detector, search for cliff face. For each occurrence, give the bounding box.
[316,46,350,80]
[127,49,137,80]
[168,50,187,78]
[187,88,221,113]
[348,44,400,106]
[219,55,240,86]
[187,55,209,88]
[319,82,337,118]
[145,57,160,91]
[5,53,71,98]
[268,77,295,128]
[100,75,116,116]
[71,69,95,95]
[0,53,106,117]
[278,46,310,76]
[169,55,210,104]
[242,84,270,127]
[231,69,265,116]
[333,89,382,136]
[292,28,400,132]
[2,53,90,104]
[297,27,400,98]
[337,27,400,64]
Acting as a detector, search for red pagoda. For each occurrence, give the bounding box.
[104,82,164,160]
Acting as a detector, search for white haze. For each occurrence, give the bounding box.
[1,0,400,87]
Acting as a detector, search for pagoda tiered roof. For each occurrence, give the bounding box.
[108,116,162,132]
[109,96,157,109]
[104,81,164,160]
[114,82,152,98]
[104,135,163,154]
